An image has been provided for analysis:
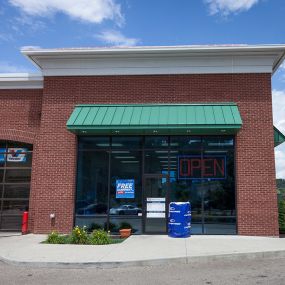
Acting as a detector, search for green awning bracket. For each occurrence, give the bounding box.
[274,126,285,147]
[66,103,243,135]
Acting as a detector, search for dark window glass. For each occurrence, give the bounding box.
[75,150,109,231]
[111,137,142,149]
[170,136,202,149]
[7,141,33,150]
[3,184,30,199]
[109,151,142,234]
[145,150,170,174]
[5,169,31,183]
[0,170,4,182]
[2,200,29,215]
[0,140,32,231]
[203,136,234,149]
[78,137,110,150]
[0,216,22,230]
[145,136,169,148]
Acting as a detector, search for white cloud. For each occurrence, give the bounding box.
[9,0,124,25]
[275,148,285,178]
[272,90,285,132]
[205,0,260,15]
[21,45,41,50]
[0,61,33,73]
[96,30,139,46]
[273,89,285,178]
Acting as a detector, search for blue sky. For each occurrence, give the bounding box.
[0,0,285,177]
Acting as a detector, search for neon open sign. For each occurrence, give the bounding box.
[178,155,227,180]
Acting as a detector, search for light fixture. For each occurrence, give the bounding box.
[115,156,136,159]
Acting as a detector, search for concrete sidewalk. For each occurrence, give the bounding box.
[0,234,285,268]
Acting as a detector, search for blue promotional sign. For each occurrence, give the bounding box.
[0,148,5,163]
[116,179,135,199]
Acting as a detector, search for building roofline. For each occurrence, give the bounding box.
[0,73,43,89]
[20,44,285,77]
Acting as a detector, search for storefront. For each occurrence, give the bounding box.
[0,44,285,236]
[70,103,239,235]
[75,135,235,234]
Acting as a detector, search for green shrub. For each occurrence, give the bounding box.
[46,231,65,244]
[71,226,89,244]
[88,223,103,232]
[278,200,285,232]
[104,222,118,232]
[89,230,111,245]
[119,222,132,230]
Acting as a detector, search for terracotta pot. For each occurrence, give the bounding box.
[119,228,131,238]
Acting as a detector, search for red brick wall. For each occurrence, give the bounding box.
[28,74,278,236]
[0,89,43,231]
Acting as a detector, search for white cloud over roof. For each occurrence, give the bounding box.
[205,0,260,15]
[95,30,139,46]
[9,0,124,25]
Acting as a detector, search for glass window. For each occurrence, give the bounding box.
[145,136,169,148]
[6,152,33,167]
[5,169,31,183]
[0,170,4,182]
[203,136,234,149]
[109,151,142,234]
[170,136,202,149]
[7,142,33,150]
[2,200,29,215]
[145,150,170,174]
[0,216,22,230]
[75,150,109,231]
[111,137,142,149]
[3,184,30,199]
[0,140,32,231]
[78,137,110,150]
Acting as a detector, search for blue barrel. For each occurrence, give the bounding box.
[168,202,191,238]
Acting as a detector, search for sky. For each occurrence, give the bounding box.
[0,0,285,178]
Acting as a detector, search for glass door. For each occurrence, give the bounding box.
[143,174,168,233]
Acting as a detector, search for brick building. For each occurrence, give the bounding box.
[0,45,285,236]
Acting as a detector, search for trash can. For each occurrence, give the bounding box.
[168,202,191,238]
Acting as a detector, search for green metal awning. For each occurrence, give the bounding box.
[66,103,243,135]
[274,126,285,147]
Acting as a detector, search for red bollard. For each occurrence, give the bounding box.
[22,211,29,235]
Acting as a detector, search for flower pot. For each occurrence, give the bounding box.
[119,228,131,238]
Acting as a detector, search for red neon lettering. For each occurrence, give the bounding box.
[202,159,213,177]
[179,159,190,176]
[213,159,225,176]
[190,159,201,176]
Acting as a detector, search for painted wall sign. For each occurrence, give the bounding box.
[146,197,166,218]
[7,148,27,163]
[178,155,226,180]
[116,179,135,198]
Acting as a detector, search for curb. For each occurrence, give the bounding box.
[1,250,285,269]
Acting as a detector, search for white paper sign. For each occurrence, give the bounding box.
[147,197,165,218]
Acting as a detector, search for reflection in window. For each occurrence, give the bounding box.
[0,140,32,231]
[110,151,142,234]
[75,150,109,231]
